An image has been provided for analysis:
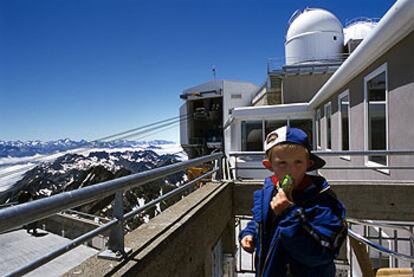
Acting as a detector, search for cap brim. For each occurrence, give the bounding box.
[308,153,326,171]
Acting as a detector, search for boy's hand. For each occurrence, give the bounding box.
[270,189,293,215]
[241,235,255,253]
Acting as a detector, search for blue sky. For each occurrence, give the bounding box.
[0,0,395,142]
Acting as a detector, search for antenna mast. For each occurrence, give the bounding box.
[212,65,216,80]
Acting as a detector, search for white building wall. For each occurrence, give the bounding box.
[317,30,414,181]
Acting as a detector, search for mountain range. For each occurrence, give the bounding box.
[0,139,174,158]
[0,140,188,230]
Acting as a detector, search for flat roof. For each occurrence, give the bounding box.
[0,229,97,276]
[232,103,313,119]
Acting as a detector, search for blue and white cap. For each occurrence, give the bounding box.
[264,126,325,171]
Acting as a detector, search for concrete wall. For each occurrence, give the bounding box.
[62,180,414,276]
[65,182,234,277]
[316,31,414,181]
[223,81,258,125]
[233,181,414,222]
[39,214,107,249]
[283,73,333,103]
[260,75,282,105]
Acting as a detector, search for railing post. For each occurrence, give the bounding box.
[217,157,223,181]
[349,236,375,277]
[98,191,131,260]
[109,191,125,253]
[235,155,238,180]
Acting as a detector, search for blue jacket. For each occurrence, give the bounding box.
[239,175,347,277]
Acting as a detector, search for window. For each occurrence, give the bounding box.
[290,119,313,147]
[265,120,286,137]
[324,103,332,149]
[364,64,387,166]
[338,91,350,159]
[231,94,242,99]
[241,118,313,152]
[316,110,321,148]
[241,121,263,151]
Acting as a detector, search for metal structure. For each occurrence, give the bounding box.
[2,150,414,276]
[0,153,223,276]
[235,216,414,275]
[228,150,414,179]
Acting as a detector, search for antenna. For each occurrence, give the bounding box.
[212,65,216,80]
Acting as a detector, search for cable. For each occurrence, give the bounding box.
[0,114,191,178]
[115,115,189,141]
[132,122,180,141]
[1,114,189,167]
[96,115,183,142]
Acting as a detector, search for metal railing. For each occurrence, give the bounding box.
[0,201,18,209]
[235,216,414,275]
[228,150,414,179]
[348,219,414,263]
[0,152,223,276]
[235,215,256,274]
[347,219,414,276]
[267,54,349,73]
[345,17,380,27]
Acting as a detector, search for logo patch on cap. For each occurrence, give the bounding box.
[263,125,326,171]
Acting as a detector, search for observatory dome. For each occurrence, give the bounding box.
[344,18,378,45]
[285,8,344,65]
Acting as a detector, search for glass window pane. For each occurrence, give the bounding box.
[290,119,313,147]
[265,120,286,137]
[241,121,263,151]
[368,73,386,101]
[325,105,332,149]
[340,95,349,151]
[367,72,386,165]
[367,72,387,165]
[317,111,321,148]
[368,103,386,164]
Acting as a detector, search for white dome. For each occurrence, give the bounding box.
[286,8,343,41]
[285,8,344,65]
[344,19,378,44]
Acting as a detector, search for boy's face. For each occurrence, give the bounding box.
[263,145,313,187]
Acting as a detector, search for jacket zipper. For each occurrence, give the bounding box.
[260,233,279,277]
[257,223,263,277]
[259,185,279,277]
[257,188,265,277]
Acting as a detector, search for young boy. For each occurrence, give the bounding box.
[239,126,347,277]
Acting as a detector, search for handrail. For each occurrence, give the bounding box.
[345,17,380,27]
[0,153,222,233]
[229,150,414,156]
[235,215,414,275]
[348,229,414,262]
[4,168,219,277]
[65,209,110,223]
[227,150,414,178]
[348,218,414,253]
[0,201,18,209]
[0,153,223,276]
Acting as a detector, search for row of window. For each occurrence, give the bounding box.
[240,64,388,168]
[241,119,313,151]
[316,63,388,166]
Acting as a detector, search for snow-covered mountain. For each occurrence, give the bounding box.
[0,141,186,192]
[0,144,188,229]
[0,139,175,158]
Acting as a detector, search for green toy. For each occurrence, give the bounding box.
[280,174,294,201]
